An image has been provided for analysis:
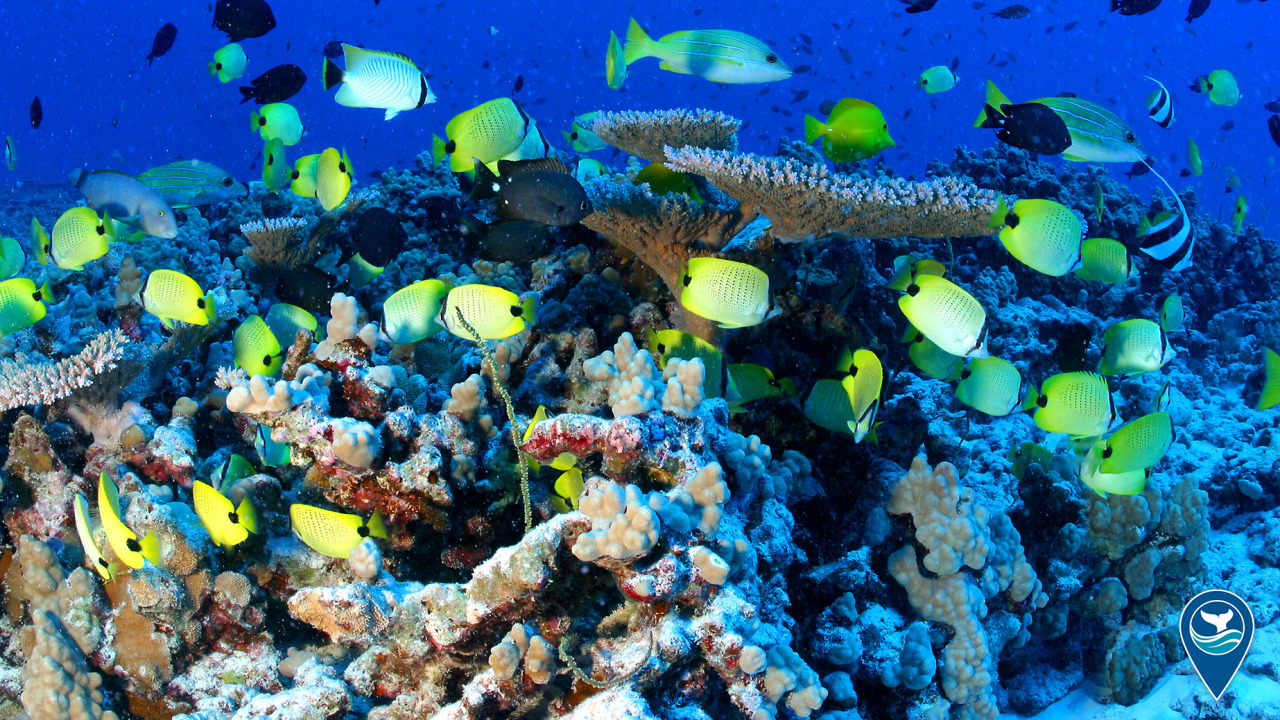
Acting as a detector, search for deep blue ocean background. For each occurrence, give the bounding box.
[3,1,1278,233]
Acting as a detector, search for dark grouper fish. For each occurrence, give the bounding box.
[146,23,177,66]
[213,0,276,42]
[471,158,592,227]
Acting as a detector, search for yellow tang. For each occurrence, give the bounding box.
[98,472,162,570]
[803,98,895,163]
[1186,137,1203,176]
[887,255,946,292]
[441,283,536,340]
[649,328,724,399]
[634,162,702,202]
[803,378,857,438]
[51,206,112,271]
[903,326,963,381]
[1260,348,1280,411]
[74,493,117,582]
[1074,238,1131,284]
[550,468,586,514]
[681,257,773,329]
[0,236,25,278]
[209,42,248,83]
[898,273,988,359]
[522,405,578,474]
[1031,372,1118,437]
[1194,70,1239,107]
[839,349,882,443]
[1099,411,1173,474]
[265,302,319,346]
[234,315,283,377]
[439,98,531,173]
[606,31,627,89]
[1099,319,1175,376]
[263,138,289,192]
[561,113,605,153]
[256,424,291,467]
[193,480,259,550]
[251,102,305,146]
[990,197,1082,277]
[1079,461,1149,497]
[290,154,320,197]
[383,279,449,345]
[30,217,51,266]
[918,65,957,94]
[727,363,786,409]
[1159,294,1183,333]
[316,147,353,211]
[290,503,388,559]
[955,356,1024,417]
[1007,442,1056,481]
[0,278,50,337]
[1232,194,1247,234]
[141,269,216,328]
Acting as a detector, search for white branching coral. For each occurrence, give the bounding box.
[240,217,320,272]
[0,329,129,411]
[588,108,741,163]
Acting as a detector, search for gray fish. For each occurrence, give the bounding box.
[69,168,178,238]
[136,160,247,208]
[471,158,591,227]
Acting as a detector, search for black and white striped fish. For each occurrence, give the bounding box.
[1139,164,1194,271]
[1144,76,1174,129]
[322,44,435,121]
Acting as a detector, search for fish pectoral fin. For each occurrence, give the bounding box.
[384,108,401,121]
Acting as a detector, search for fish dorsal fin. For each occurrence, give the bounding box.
[829,98,877,121]
[497,157,571,177]
[343,44,417,72]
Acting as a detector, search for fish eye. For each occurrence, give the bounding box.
[1124,132,1135,142]
[126,538,141,553]
[580,201,589,211]
[766,54,778,63]
[159,210,166,216]
[339,162,347,173]
[229,511,239,523]
[216,62,223,70]
[223,178,233,187]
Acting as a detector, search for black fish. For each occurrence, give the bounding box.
[1125,160,1151,178]
[818,99,837,115]
[474,219,553,263]
[30,97,42,129]
[471,158,592,227]
[323,41,346,58]
[1186,0,1210,22]
[792,89,810,103]
[146,23,178,66]
[1269,115,1280,149]
[979,102,1071,155]
[992,4,1030,18]
[350,207,407,268]
[1221,120,1234,131]
[901,0,938,12]
[1264,99,1280,113]
[512,75,524,94]
[276,266,339,315]
[1110,0,1162,15]
[239,64,306,104]
[793,64,812,74]
[213,0,276,42]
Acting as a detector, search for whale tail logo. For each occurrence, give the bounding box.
[1181,590,1254,700]
[1200,609,1233,634]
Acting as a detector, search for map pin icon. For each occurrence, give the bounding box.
[1179,589,1254,700]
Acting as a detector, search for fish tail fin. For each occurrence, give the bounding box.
[803,114,826,145]
[203,293,218,323]
[237,497,259,535]
[250,109,262,133]
[208,61,218,78]
[1260,348,1280,410]
[623,18,652,65]
[469,160,501,201]
[67,168,87,189]
[38,281,53,304]
[521,295,538,325]
[323,58,345,91]
[987,194,1010,228]
[138,532,162,566]
[431,134,447,166]
[974,79,1011,127]
[367,511,389,540]
[1021,383,1039,413]
[238,86,255,104]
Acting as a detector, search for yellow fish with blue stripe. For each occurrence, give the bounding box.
[74,492,118,582]
[193,480,259,550]
[290,504,388,559]
[98,472,162,570]
[212,454,257,487]
[623,18,791,84]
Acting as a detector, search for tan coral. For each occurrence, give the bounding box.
[588,108,741,163]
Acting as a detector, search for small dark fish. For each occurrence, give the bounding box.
[838,46,853,64]
[1186,0,1210,22]
[791,89,810,103]
[477,219,552,262]
[30,97,42,129]
[1063,20,1079,30]
[512,75,524,94]
[146,23,178,66]
[902,108,914,120]
[799,33,813,45]
[1221,120,1234,131]
[950,57,961,71]
[902,0,939,12]
[471,158,591,227]
[277,266,339,314]
[350,207,408,268]
[1268,115,1280,149]
[323,41,346,58]
[1264,99,1280,113]
[992,4,1030,18]
[239,64,306,104]
[793,64,812,74]
[979,102,1072,155]
[1110,0,1162,16]
[213,0,276,42]
[819,99,837,115]
[1125,160,1151,178]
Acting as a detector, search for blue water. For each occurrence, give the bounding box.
[4,2,1277,231]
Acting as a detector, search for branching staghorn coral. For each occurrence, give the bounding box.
[588,108,741,163]
[0,329,130,411]
[665,146,1002,242]
[240,217,322,272]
